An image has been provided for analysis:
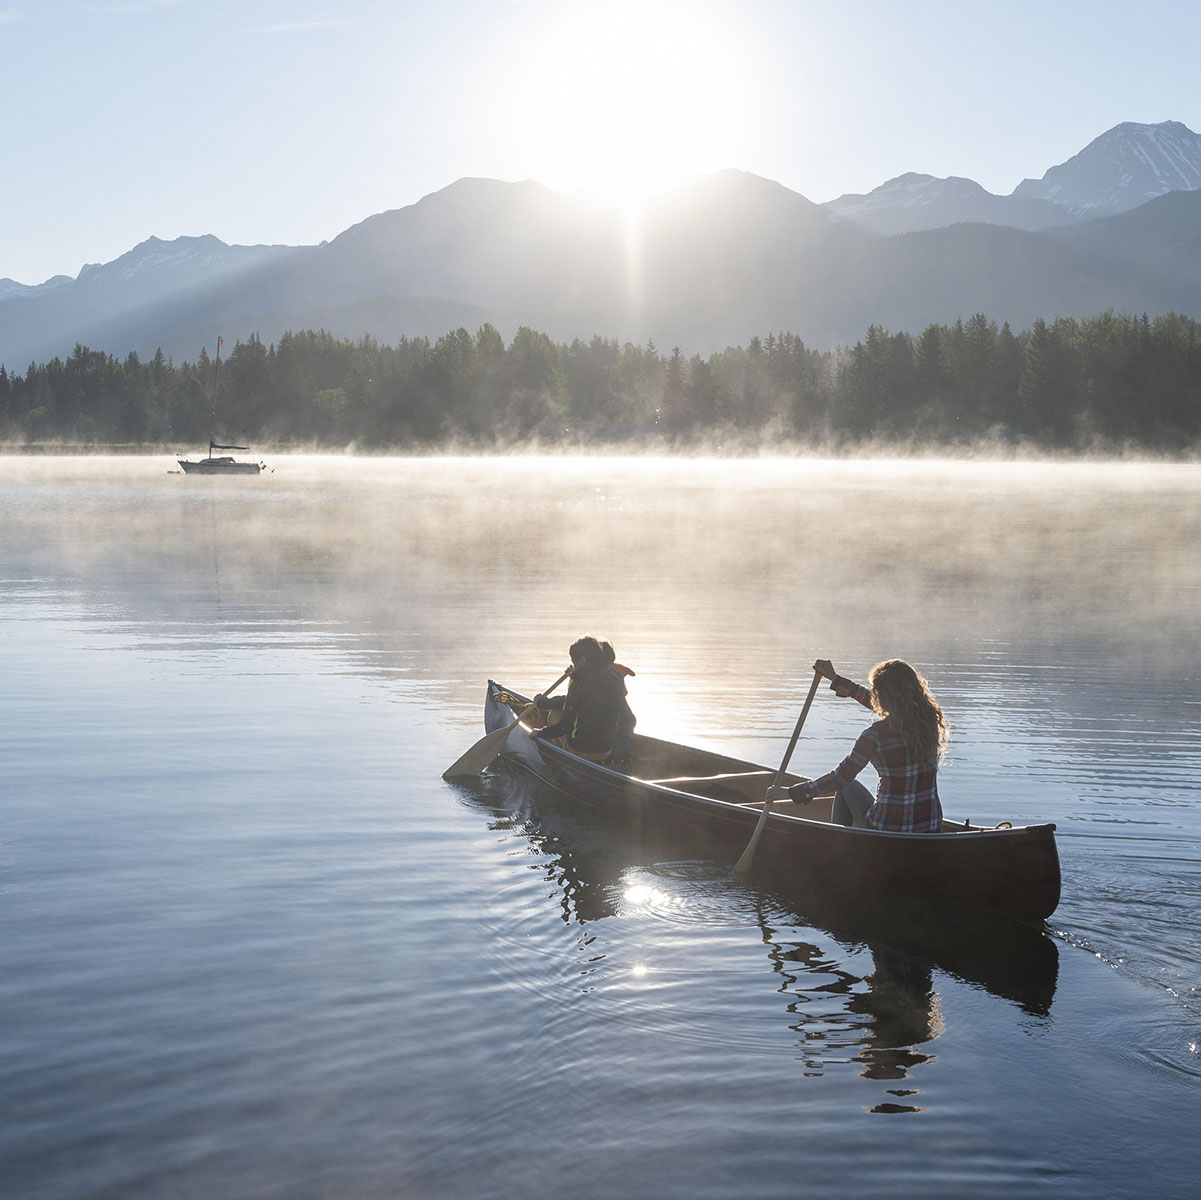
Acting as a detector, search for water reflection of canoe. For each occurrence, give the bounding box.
[758,872,1059,1016]
[485,680,1061,925]
[454,770,1059,1026]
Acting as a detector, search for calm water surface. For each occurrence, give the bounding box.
[1,455,1199,1199]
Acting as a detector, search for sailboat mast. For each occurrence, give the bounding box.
[208,336,223,459]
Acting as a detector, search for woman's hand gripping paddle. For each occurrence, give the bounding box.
[733,667,823,873]
[443,671,570,780]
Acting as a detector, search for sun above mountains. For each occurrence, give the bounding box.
[496,1,760,209]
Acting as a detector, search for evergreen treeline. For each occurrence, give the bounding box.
[1,311,1198,452]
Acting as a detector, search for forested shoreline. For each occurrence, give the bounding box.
[1,310,1199,454]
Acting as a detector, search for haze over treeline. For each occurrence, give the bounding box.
[2,310,1198,455]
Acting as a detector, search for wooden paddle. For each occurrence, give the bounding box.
[733,667,823,873]
[442,671,571,779]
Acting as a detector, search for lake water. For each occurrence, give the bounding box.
[1,454,1198,1199]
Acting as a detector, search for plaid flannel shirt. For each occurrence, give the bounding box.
[803,674,943,833]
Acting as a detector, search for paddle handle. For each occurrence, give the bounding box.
[734,667,823,873]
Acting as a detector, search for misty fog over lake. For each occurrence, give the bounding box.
[2,454,1198,1199]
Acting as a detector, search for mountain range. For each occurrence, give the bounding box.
[3,120,1201,370]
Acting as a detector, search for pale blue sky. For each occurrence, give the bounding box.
[3,0,1199,285]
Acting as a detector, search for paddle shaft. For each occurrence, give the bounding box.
[510,670,571,730]
[733,668,823,872]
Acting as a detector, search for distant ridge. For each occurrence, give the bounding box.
[4,121,1201,368]
[822,172,1074,235]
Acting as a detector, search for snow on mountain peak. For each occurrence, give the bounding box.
[1013,120,1201,217]
[73,234,233,285]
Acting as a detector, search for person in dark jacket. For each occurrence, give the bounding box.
[531,636,636,765]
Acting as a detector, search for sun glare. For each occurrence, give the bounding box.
[504,1,755,209]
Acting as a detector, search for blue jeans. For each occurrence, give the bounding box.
[831,779,874,828]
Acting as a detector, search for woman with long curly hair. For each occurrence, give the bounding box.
[766,658,950,832]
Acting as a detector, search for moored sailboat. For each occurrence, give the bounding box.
[177,338,265,475]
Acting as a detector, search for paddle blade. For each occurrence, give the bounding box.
[733,806,771,873]
[442,718,518,779]
[443,681,562,782]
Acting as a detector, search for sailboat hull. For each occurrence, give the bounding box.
[178,457,262,475]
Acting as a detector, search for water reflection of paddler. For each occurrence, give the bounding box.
[759,912,936,1100]
[759,912,940,1104]
[847,943,941,1092]
[766,657,949,831]
[530,636,637,767]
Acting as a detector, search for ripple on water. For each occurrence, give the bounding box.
[6,457,1201,1200]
